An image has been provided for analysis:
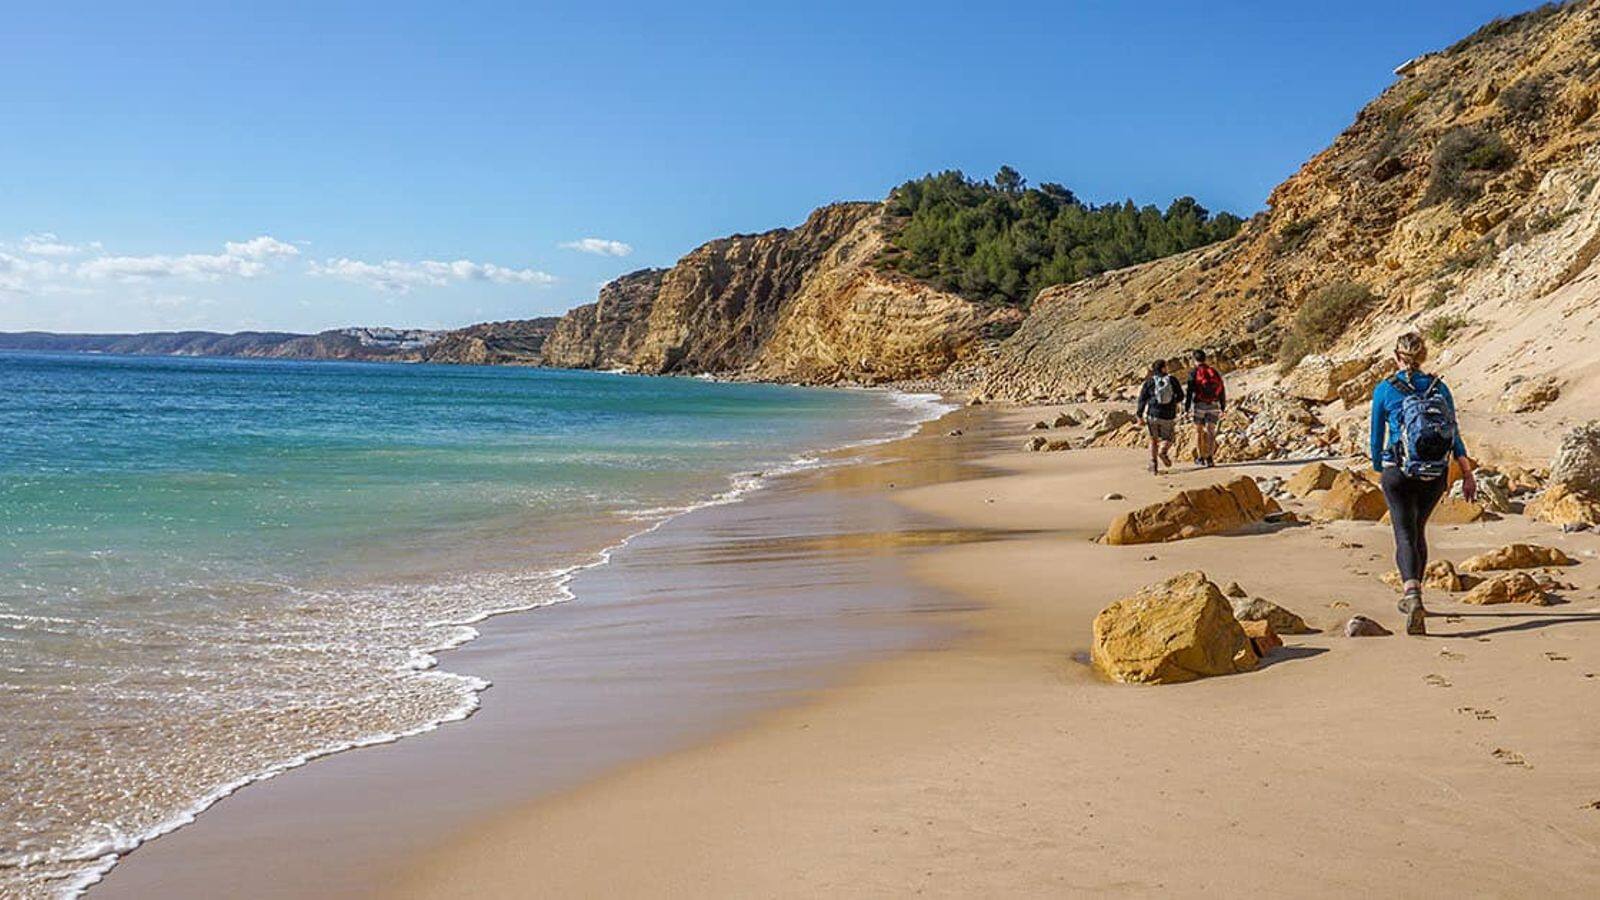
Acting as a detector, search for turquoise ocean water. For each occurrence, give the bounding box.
[0,352,946,897]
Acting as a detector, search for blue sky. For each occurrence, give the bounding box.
[0,0,1545,333]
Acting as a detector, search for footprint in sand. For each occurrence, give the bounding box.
[1544,651,1571,662]
[1445,615,1464,624]
[1423,673,1452,688]
[1438,648,1466,662]
[1586,801,1600,811]
[1492,748,1530,768]
[1456,706,1497,720]
[1329,600,1350,609]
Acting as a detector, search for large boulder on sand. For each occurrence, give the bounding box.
[1091,572,1258,684]
[1230,596,1314,634]
[1461,572,1553,605]
[1317,469,1388,521]
[1460,543,1576,573]
[1102,476,1270,545]
[1526,483,1600,527]
[1550,423,1600,495]
[1500,375,1561,413]
[1284,461,1341,498]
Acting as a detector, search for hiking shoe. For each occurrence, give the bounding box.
[1399,589,1427,636]
[1158,449,1172,468]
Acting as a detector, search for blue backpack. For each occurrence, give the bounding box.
[1389,373,1456,480]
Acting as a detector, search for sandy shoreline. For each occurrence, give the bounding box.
[96,400,1600,897]
[95,402,975,898]
[388,403,1600,897]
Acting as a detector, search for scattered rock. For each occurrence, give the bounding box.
[1500,465,1546,495]
[1231,596,1314,634]
[1563,522,1591,533]
[1381,559,1464,592]
[1472,472,1515,514]
[1551,422,1600,495]
[1500,375,1561,413]
[1089,571,1258,684]
[1317,469,1388,521]
[1460,572,1553,606]
[1345,615,1392,637]
[1285,461,1341,498]
[1043,438,1074,452]
[1239,619,1283,656]
[1053,412,1078,428]
[1460,543,1576,572]
[1223,581,1248,598]
[1087,409,1137,441]
[1526,483,1600,527]
[947,429,963,437]
[968,396,985,406]
[1032,420,1050,430]
[1102,476,1271,545]
[1025,435,1048,452]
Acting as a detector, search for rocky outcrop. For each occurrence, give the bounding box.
[1090,571,1258,684]
[1550,423,1600,494]
[539,205,984,383]
[1460,543,1576,572]
[539,269,667,369]
[1285,355,1382,403]
[1102,476,1271,544]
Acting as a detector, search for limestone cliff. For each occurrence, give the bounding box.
[419,318,562,365]
[541,203,986,383]
[983,0,1600,404]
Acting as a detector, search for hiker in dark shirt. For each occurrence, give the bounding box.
[1184,349,1227,468]
[1135,359,1184,475]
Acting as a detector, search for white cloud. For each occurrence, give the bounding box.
[560,237,633,257]
[308,257,557,293]
[77,235,299,282]
[0,252,66,293]
[19,232,100,257]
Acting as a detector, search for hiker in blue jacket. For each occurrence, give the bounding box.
[1369,332,1476,635]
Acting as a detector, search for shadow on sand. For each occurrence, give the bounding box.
[1428,608,1600,639]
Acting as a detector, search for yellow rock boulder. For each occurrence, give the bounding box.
[1284,461,1341,498]
[1091,572,1258,684]
[1460,572,1552,606]
[1460,543,1576,572]
[1317,470,1388,521]
[1526,484,1600,527]
[1102,476,1269,545]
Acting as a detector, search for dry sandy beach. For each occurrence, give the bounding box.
[100,402,1600,898]
[392,403,1600,898]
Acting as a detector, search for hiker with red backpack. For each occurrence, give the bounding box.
[1185,349,1227,468]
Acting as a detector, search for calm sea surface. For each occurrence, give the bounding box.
[0,352,944,897]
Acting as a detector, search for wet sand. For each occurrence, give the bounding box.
[389,404,1600,897]
[99,403,1600,897]
[97,421,981,898]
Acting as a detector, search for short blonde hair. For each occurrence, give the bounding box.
[1395,332,1428,368]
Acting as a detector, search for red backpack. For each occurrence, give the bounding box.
[1192,364,1224,404]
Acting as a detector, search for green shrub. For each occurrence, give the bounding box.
[1423,128,1515,206]
[1277,282,1377,372]
[1425,313,1473,343]
[883,168,1243,306]
[1272,217,1318,254]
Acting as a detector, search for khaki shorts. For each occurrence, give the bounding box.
[1192,402,1222,426]
[1146,417,1176,442]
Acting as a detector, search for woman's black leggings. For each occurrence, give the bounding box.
[1380,467,1448,583]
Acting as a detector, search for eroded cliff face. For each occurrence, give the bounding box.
[540,269,666,369]
[541,203,985,383]
[420,318,563,365]
[983,0,1600,401]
